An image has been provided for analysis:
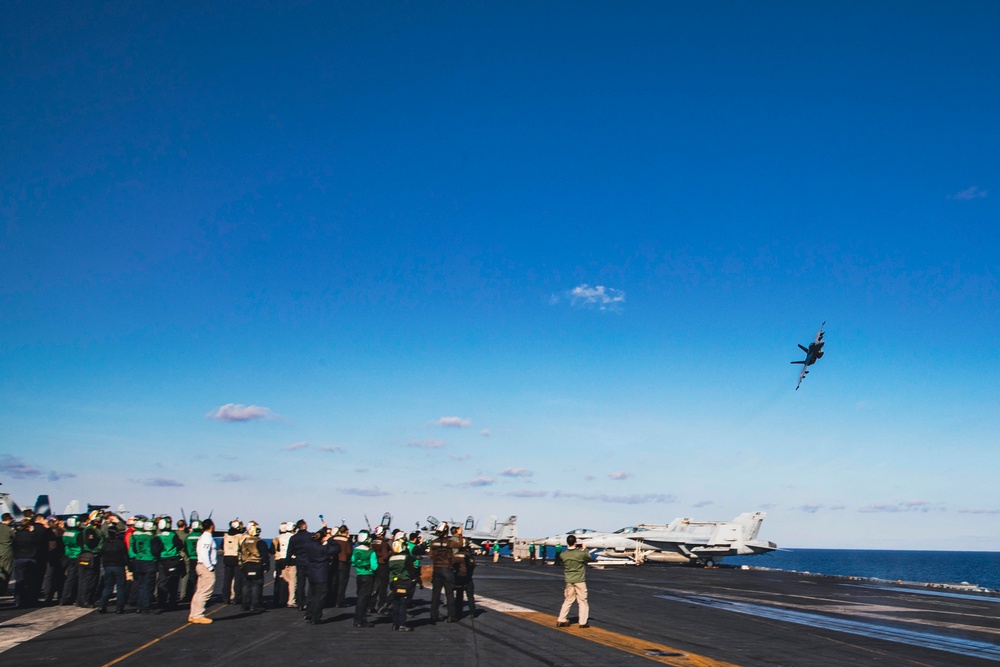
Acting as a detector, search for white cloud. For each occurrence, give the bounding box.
[608,470,633,480]
[465,476,495,487]
[450,454,471,462]
[858,500,937,513]
[480,429,491,437]
[499,467,533,478]
[315,445,346,454]
[554,491,676,505]
[949,185,988,200]
[408,439,445,449]
[508,489,548,498]
[1,454,74,482]
[436,417,472,428]
[564,284,626,312]
[215,473,248,483]
[206,403,277,422]
[692,500,714,508]
[282,441,310,451]
[339,487,390,497]
[130,477,184,487]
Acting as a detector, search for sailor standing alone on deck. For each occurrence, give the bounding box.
[555,534,590,628]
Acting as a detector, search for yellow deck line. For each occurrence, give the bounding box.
[468,595,740,667]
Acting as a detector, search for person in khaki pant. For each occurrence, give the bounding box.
[556,534,590,628]
[189,519,217,625]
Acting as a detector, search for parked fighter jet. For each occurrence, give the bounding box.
[543,512,776,567]
[418,514,517,548]
[0,491,51,520]
[792,322,826,390]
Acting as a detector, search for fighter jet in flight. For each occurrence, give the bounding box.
[792,322,825,390]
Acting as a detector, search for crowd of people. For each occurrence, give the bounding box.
[0,510,482,632]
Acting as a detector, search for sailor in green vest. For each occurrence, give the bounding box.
[60,515,83,605]
[128,517,160,614]
[151,515,185,610]
[351,530,378,627]
[78,510,105,607]
[184,519,204,602]
[387,536,419,631]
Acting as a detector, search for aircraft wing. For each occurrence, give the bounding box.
[795,364,808,390]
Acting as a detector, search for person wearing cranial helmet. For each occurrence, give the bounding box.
[387,535,419,631]
[350,529,378,628]
[238,521,270,613]
[222,518,246,606]
[127,517,161,615]
[272,522,297,609]
[151,516,185,610]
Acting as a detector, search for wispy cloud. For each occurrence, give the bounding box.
[435,417,472,428]
[958,508,1000,515]
[508,489,548,498]
[465,476,495,487]
[554,491,676,505]
[858,500,936,513]
[214,473,248,483]
[556,284,626,312]
[480,429,491,437]
[408,439,445,449]
[796,503,825,514]
[131,477,184,487]
[499,467,532,478]
[608,471,633,480]
[949,185,988,200]
[206,403,277,422]
[0,454,74,482]
[282,441,310,451]
[450,453,471,462]
[692,500,714,508]
[339,486,390,497]
[315,445,346,454]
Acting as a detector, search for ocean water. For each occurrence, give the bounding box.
[726,549,1000,591]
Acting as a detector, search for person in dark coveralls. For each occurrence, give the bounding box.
[151,515,185,610]
[429,528,456,623]
[303,528,340,624]
[97,525,129,614]
[287,519,311,611]
[555,534,590,628]
[387,536,419,631]
[332,524,352,607]
[453,536,477,619]
[369,524,391,614]
[12,518,38,608]
[239,521,270,612]
[351,529,378,627]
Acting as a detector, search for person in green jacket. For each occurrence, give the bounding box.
[351,530,378,628]
[151,515,185,610]
[184,520,204,601]
[59,515,83,605]
[128,517,160,614]
[387,536,419,631]
[555,534,591,628]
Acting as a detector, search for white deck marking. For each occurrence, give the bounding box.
[476,595,536,613]
[0,605,94,654]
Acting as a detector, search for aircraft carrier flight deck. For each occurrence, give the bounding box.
[2,559,999,666]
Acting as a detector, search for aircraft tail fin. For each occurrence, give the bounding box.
[0,493,24,520]
[64,499,81,515]
[497,515,518,541]
[34,495,52,518]
[733,512,766,541]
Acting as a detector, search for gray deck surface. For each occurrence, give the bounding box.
[2,559,999,666]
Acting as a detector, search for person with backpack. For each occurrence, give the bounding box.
[351,529,378,628]
[128,517,160,614]
[387,535,419,631]
[302,527,340,625]
[238,521,270,612]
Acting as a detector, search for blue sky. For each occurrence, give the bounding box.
[2,2,998,550]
